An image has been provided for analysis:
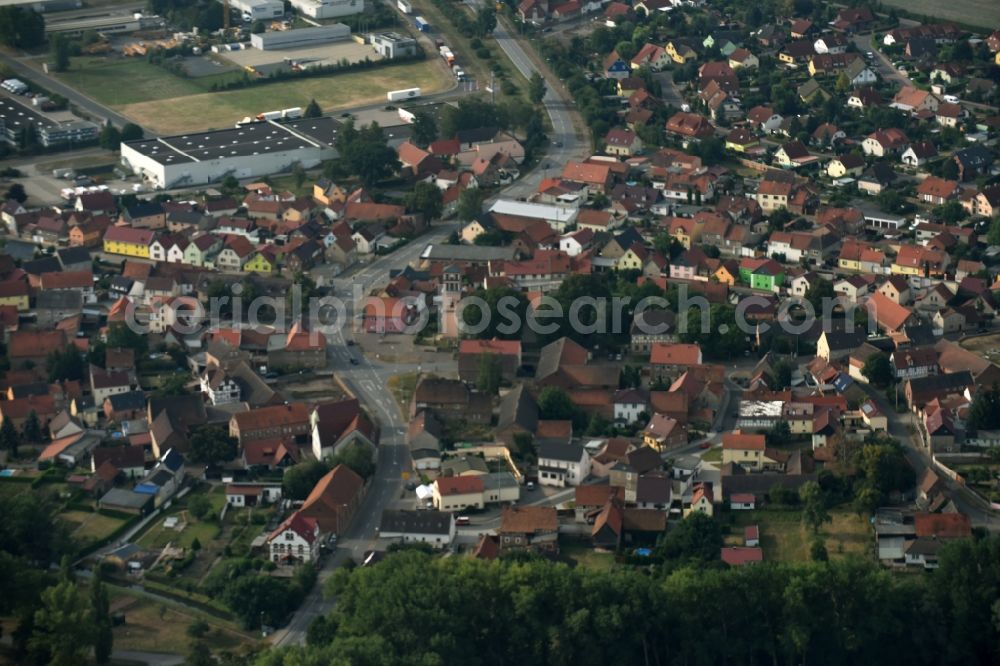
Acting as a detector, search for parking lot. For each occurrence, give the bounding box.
[220,40,382,73]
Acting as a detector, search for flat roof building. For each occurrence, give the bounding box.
[250,24,351,50]
[225,0,285,20]
[121,117,341,189]
[0,94,98,147]
[371,32,419,59]
[289,0,364,19]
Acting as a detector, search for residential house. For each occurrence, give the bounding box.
[297,464,365,536]
[537,441,591,487]
[267,512,320,564]
[497,506,558,553]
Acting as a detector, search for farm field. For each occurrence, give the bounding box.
[55,55,451,134]
[727,510,873,562]
[880,0,1000,29]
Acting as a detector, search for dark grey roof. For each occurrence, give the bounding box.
[497,384,538,433]
[126,201,164,219]
[455,126,498,144]
[106,390,147,412]
[56,246,92,268]
[36,290,83,311]
[821,328,868,352]
[22,256,61,275]
[537,441,584,463]
[379,509,453,535]
[907,371,974,394]
[100,487,151,509]
[421,243,516,262]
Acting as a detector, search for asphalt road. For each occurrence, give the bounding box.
[852,33,913,90]
[0,52,149,134]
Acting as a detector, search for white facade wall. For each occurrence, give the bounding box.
[122,142,333,189]
[290,0,364,19]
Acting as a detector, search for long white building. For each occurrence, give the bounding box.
[120,117,341,189]
[290,0,364,19]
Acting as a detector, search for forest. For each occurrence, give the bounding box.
[257,535,1000,666]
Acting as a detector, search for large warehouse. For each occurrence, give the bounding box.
[250,24,351,50]
[225,0,284,21]
[290,0,364,19]
[120,117,341,189]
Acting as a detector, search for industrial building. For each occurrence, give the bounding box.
[371,32,419,59]
[224,0,284,21]
[289,0,364,19]
[44,14,146,36]
[0,95,98,147]
[120,116,342,189]
[250,24,351,50]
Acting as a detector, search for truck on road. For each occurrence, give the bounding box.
[415,15,430,31]
[387,88,422,101]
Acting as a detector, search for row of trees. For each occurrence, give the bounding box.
[257,534,1000,666]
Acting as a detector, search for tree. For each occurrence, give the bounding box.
[187,641,214,666]
[187,494,213,521]
[47,346,85,382]
[968,383,1000,431]
[190,537,202,551]
[251,19,266,33]
[304,98,322,118]
[120,123,143,142]
[800,481,831,534]
[326,442,376,480]
[768,360,793,391]
[862,352,893,387]
[766,420,792,447]
[336,121,400,188]
[457,187,485,221]
[0,6,45,49]
[810,539,829,562]
[188,426,238,465]
[5,183,27,203]
[281,460,328,500]
[439,99,505,139]
[476,353,503,395]
[156,373,190,397]
[462,286,527,340]
[528,72,546,106]
[475,6,497,36]
[91,575,113,665]
[835,72,851,93]
[187,619,210,639]
[99,121,121,151]
[987,216,1000,246]
[0,417,20,456]
[404,181,443,222]
[410,110,437,148]
[537,387,577,421]
[657,512,723,564]
[21,410,41,444]
[51,33,70,72]
[30,580,95,666]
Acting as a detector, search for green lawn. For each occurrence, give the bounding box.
[60,510,127,544]
[701,446,722,463]
[55,57,240,107]
[388,372,420,414]
[727,510,872,563]
[135,510,221,550]
[560,542,616,571]
[107,586,256,654]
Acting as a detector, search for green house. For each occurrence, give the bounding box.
[739,258,786,292]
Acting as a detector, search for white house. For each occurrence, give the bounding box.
[613,388,648,423]
[378,509,455,549]
[267,511,321,564]
[200,367,241,405]
[537,441,591,487]
[225,483,282,507]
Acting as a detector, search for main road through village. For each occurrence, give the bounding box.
[271,20,588,647]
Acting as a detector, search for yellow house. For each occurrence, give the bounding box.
[784,403,814,435]
[0,281,30,311]
[722,432,768,471]
[668,218,703,250]
[460,219,488,243]
[102,226,154,258]
[615,246,646,271]
[666,40,698,64]
[245,251,276,275]
[713,262,738,286]
[724,128,759,153]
